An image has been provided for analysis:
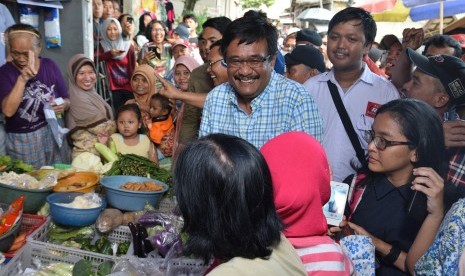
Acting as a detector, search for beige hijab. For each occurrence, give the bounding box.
[130,64,157,107]
[66,54,114,133]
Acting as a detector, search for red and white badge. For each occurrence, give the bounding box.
[365,102,381,118]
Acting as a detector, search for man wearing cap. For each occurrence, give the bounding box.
[284,45,325,84]
[403,48,465,196]
[171,23,190,43]
[388,30,465,152]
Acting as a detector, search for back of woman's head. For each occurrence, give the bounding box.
[260,132,331,238]
[376,98,445,175]
[174,134,283,262]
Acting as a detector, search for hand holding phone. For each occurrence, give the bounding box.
[323,181,350,226]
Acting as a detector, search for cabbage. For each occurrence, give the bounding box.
[71,152,103,172]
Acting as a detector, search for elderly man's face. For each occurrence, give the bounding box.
[225,38,276,101]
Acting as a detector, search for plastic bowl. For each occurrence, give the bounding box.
[53,172,99,193]
[0,183,52,214]
[0,203,22,252]
[100,175,168,211]
[46,192,106,227]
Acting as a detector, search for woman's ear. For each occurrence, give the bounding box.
[410,149,418,163]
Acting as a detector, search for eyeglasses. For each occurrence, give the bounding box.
[208,59,226,69]
[369,130,412,151]
[224,55,271,68]
[126,17,134,24]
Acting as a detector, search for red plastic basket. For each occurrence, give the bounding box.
[3,214,46,258]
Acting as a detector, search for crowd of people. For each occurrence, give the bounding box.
[2,2,465,274]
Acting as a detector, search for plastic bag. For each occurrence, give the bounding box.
[19,5,39,29]
[109,257,151,276]
[43,8,61,48]
[44,102,69,148]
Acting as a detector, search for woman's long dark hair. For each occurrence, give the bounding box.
[356,98,446,223]
[173,134,283,263]
[136,12,153,37]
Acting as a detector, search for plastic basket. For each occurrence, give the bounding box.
[3,214,47,258]
[28,216,132,245]
[26,216,132,267]
[1,241,114,275]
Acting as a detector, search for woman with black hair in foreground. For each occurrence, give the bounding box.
[173,134,306,275]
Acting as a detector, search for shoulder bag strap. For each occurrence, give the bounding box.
[327,80,367,167]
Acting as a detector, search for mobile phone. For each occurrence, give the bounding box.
[323,181,349,226]
[148,45,161,59]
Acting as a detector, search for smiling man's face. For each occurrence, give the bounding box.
[225,38,276,101]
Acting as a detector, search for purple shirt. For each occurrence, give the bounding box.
[0,58,68,133]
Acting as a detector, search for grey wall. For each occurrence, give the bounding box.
[3,0,85,79]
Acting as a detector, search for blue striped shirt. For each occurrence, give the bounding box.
[199,71,323,149]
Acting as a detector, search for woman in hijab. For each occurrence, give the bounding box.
[95,17,136,112]
[67,54,116,158]
[125,64,156,125]
[260,132,353,275]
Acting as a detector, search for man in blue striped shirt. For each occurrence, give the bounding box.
[199,15,323,149]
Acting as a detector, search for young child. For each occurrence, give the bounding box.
[108,104,157,163]
[146,93,175,159]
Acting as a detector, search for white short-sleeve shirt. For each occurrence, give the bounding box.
[303,64,400,181]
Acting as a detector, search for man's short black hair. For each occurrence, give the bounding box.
[201,16,232,36]
[423,34,462,58]
[183,13,197,23]
[220,15,277,59]
[328,7,377,46]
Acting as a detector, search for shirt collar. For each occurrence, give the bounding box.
[318,62,375,86]
[374,176,414,201]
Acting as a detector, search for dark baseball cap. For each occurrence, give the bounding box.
[407,48,465,103]
[296,29,322,47]
[285,45,326,73]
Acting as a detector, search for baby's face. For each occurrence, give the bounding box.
[150,99,165,118]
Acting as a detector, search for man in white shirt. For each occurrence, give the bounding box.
[304,7,399,181]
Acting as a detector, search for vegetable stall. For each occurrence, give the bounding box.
[0,147,209,276]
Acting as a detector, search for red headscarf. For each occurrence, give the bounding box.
[260,131,331,238]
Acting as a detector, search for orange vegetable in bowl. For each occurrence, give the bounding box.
[53,172,99,193]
